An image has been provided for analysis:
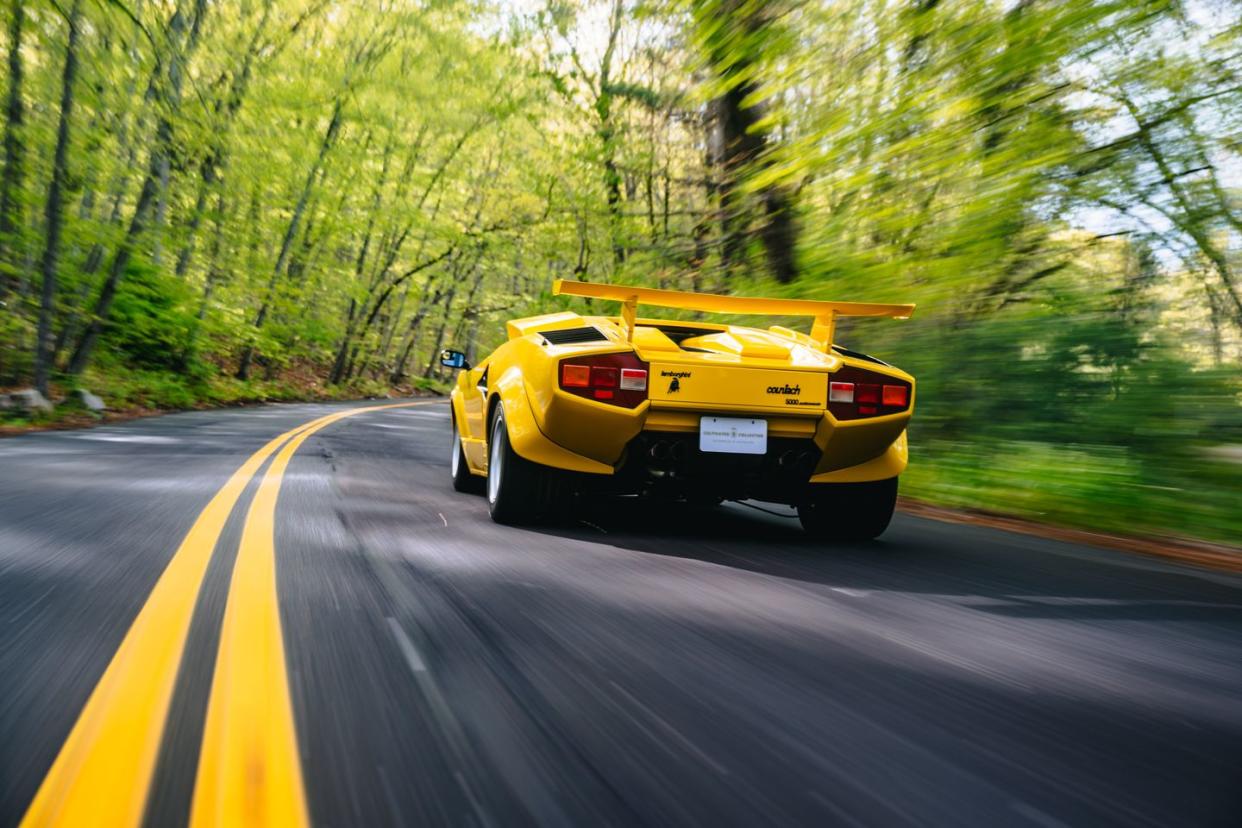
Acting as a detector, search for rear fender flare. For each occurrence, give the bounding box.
[449,389,468,434]
[488,367,612,475]
[809,430,908,483]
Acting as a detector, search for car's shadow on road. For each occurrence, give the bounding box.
[522,495,1242,624]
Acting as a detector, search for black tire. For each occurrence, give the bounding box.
[797,477,898,541]
[450,414,483,493]
[487,406,555,524]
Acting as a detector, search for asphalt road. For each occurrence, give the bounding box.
[2,400,1241,828]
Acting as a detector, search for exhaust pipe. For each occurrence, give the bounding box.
[649,441,670,461]
[670,441,688,461]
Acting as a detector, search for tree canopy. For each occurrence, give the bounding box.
[0,0,1239,541]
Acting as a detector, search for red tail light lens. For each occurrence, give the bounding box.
[592,366,619,387]
[827,367,912,420]
[559,353,649,408]
[562,364,591,387]
[882,384,908,407]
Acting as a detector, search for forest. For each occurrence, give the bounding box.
[0,0,1238,543]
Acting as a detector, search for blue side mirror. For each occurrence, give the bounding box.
[440,349,470,370]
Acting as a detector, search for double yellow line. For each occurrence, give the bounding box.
[21,402,439,828]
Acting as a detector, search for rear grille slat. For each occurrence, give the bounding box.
[541,326,608,345]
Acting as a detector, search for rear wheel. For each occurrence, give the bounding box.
[797,477,898,541]
[487,407,554,524]
[450,415,483,493]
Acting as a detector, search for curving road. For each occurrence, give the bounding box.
[1,400,1240,827]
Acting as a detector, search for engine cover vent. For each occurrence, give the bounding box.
[540,326,609,345]
[832,344,890,366]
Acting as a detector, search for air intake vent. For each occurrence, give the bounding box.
[541,326,609,345]
[832,345,889,367]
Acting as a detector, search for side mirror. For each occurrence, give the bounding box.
[440,349,470,370]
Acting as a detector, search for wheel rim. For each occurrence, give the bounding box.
[450,419,460,477]
[488,420,502,504]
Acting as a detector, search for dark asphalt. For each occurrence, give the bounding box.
[2,401,1241,827]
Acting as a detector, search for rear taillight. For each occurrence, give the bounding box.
[827,368,912,421]
[882,384,908,407]
[559,353,648,408]
[620,368,646,390]
[561,364,590,387]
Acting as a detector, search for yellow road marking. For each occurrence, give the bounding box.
[191,402,435,828]
[18,417,324,828]
[20,401,439,828]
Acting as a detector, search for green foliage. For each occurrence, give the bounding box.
[0,0,1237,544]
[101,261,197,372]
[902,441,1242,546]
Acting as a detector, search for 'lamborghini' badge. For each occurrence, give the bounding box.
[660,369,691,393]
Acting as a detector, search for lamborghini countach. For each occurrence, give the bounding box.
[442,280,915,540]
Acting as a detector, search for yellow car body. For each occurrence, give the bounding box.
[446,280,916,538]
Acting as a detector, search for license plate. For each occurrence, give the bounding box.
[699,417,767,455]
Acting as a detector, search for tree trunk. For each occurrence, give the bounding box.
[238,99,343,379]
[174,2,273,280]
[423,284,458,378]
[184,190,227,361]
[0,0,26,302]
[68,0,209,376]
[67,173,159,375]
[376,279,411,370]
[390,277,442,385]
[698,0,798,284]
[328,134,394,384]
[174,177,209,278]
[34,0,82,396]
[150,0,207,269]
[596,0,625,265]
[329,298,359,383]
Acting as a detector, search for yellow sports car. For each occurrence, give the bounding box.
[442,280,915,539]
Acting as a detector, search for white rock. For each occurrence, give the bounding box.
[75,389,107,411]
[9,388,53,412]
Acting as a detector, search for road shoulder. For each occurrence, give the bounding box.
[899,497,1242,573]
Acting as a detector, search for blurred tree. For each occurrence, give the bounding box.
[690,0,797,283]
[0,0,24,304]
[0,0,1235,538]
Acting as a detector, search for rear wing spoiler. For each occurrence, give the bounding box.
[552,279,914,349]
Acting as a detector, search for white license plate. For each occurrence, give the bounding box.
[699,417,767,455]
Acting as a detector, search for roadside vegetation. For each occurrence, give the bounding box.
[0,0,1237,543]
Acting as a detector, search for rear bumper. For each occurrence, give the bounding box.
[612,430,821,501]
[810,431,907,483]
[512,388,909,486]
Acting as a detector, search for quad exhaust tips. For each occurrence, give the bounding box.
[650,441,813,467]
[649,440,689,462]
[778,449,816,469]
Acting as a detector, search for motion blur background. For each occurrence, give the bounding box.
[0,0,1238,543]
